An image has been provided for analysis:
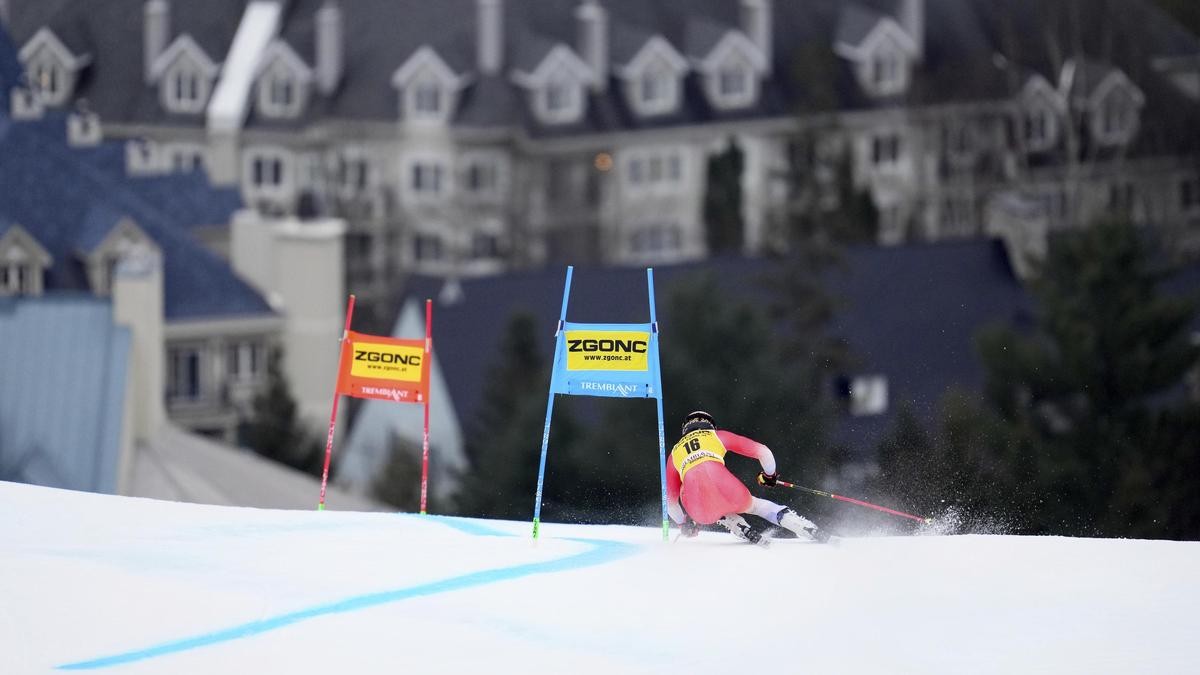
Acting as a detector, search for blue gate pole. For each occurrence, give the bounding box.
[647,268,669,542]
[533,266,574,540]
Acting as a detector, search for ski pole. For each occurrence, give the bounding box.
[773,479,931,524]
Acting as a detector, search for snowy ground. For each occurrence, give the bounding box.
[2,481,1199,674]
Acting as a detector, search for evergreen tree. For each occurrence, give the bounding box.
[976,217,1199,536]
[454,311,580,520]
[703,138,745,254]
[372,433,425,512]
[242,348,325,477]
[884,218,1200,537]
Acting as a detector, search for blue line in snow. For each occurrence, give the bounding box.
[56,518,640,671]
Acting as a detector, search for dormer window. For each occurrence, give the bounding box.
[19,28,89,107]
[834,13,916,99]
[0,225,52,297]
[149,35,218,115]
[254,41,313,119]
[79,214,157,296]
[1096,87,1141,145]
[413,81,443,116]
[689,29,764,110]
[547,79,578,118]
[30,60,64,101]
[392,46,466,125]
[512,43,593,125]
[172,70,202,108]
[618,36,689,117]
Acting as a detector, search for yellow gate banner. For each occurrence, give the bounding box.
[336,330,429,403]
[564,329,651,371]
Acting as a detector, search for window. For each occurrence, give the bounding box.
[718,66,747,97]
[252,155,284,188]
[29,60,63,101]
[538,76,583,124]
[173,71,200,106]
[871,134,901,166]
[168,347,202,401]
[269,77,294,108]
[471,233,501,259]
[1101,94,1135,138]
[630,223,682,254]
[338,156,371,192]
[413,234,444,261]
[1109,182,1136,212]
[462,159,499,195]
[411,163,444,194]
[413,82,442,116]
[872,55,899,88]
[626,149,683,190]
[1181,177,1200,214]
[842,375,888,416]
[226,341,263,381]
[546,81,571,112]
[1024,108,1054,150]
[0,264,31,295]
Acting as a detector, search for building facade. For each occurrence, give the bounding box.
[4,0,1200,320]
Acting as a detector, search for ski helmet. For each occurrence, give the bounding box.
[681,410,715,435]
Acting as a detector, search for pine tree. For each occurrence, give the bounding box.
[242,348,325,477]
[454,311,580,520]
[372,433,424,512]
[974,217,1199,536]
[703,138,745,254]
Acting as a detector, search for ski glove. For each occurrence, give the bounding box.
[681,518,700,537]
[757,471,779,487]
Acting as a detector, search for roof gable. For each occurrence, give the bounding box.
[0,223,53,267]
[18,28,91,71]
[511,43,593,88]
[835,13,916,62]
[615,35,689,79]
[693,29,766,74]
[391,46,467,90]
[150,34,219,81]
[255,40,313,83]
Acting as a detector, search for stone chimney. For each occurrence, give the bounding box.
[899,0,924,61]
[575,1,608,92]
[477,0,503,75]
[315,1,343,95]
[111,246,166,445]
[144,0,170,84]
[740,0,771,75]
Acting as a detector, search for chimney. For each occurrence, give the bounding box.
[0,1,9,28]
[740,0,771,75]
[900,0,924,61]
[315,1,343,95]
[477,0,503,75]
[144,0,170,84]
[575,1,608,92]
[111,246,166,445]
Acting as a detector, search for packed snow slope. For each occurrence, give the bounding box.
[3,481,1199,674]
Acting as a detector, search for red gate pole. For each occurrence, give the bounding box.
[419,298,432,514]
[318,294,356,511]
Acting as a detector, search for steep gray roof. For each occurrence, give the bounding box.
[0,113,271,321]
[0,296,130,493]
[3,0,1197,135]
[394,240,1032,458]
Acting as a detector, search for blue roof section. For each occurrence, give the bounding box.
[396,240,1031,456]
[0,22,21,115]
[0,295,129,493]
[0,112,273,321]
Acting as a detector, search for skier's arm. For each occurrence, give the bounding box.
[716,430,777,475]
[666,460,686,524]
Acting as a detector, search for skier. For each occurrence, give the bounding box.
[668,410,829,544]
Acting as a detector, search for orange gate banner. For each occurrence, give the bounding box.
[335,330,430,404]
